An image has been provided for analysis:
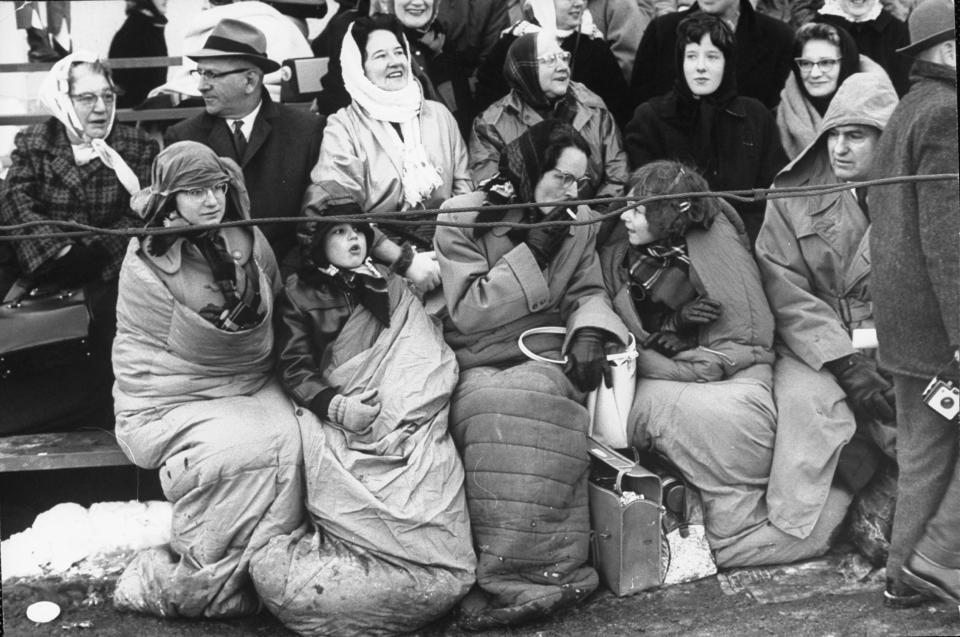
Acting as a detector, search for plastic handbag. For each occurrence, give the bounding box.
[518,326,638,448]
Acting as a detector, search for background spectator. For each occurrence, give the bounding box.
[109,0,169,108]
[587,0,650,81]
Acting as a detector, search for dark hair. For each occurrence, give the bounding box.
[351,13,409,65]
[676,13,735,60]
[795,22,843,52]
[627,161,718,240]
[540,123,591,175]
[68,60,118,94]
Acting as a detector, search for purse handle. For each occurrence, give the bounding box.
[517,326,638,366]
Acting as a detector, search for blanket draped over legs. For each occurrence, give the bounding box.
[113,381,304,618]
[449,360,596,630]
[250,288,476,637]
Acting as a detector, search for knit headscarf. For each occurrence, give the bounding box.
[38,51,141,195]
[818,0,883,23]
[341,19,443,209]
[503,31,578,122]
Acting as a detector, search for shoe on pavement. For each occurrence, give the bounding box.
[901,551,960,605]
[883,577,934,609]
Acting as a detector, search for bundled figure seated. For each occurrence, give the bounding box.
[598,160,853,568]
[250,186,476,637]
[435,119,630,629]
[111,141,303,618]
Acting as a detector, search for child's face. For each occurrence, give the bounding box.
[323,223,367,269]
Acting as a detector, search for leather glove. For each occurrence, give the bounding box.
[563,327,612,393]
[824,353,896,422]
[662,297,722,332]
[327,389,381,433]
[643,331,697,357]
[525,206,572,270]
[41,243,109,288]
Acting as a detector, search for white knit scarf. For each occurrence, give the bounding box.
[818,0,883,23]
[340,23,442,210]
[38,51,141,195]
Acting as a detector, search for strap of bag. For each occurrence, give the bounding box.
[518,326,638,366]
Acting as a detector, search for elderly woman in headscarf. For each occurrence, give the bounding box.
[599,160,853,568]
[469,30,627,219]
[0,52,157,434]
[435,119,629,629]
[110,141,303,619]
[475,0,631,127]
[623,13,787,244]
[776,22,889,158]
[304,12,471,292]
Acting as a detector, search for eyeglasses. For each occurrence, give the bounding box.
[70,91,117,108]
[552,169,591,189]
[181,182,229,201]
[190,68,254,82]
[794,57,841,74]
[536,51,572,68]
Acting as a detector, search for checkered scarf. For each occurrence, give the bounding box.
[503,32,578,122]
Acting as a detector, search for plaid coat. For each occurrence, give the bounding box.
[0,119,158,281]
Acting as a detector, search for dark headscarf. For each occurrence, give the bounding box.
[791,23,859,116]
[503,33,578,123]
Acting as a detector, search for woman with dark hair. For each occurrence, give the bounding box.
[623,13,786,243]
[0,52,157,434]
[776,22,889,158]
[304,12,471,291]
[469,30,627,215]
[435,119,629,629]
[110,141,303,619]
[599,160,853,567]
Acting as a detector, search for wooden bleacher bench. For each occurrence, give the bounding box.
[0,429,131,472]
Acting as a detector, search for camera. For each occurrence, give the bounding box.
[922,376,959,421]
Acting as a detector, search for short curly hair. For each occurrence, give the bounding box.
[627,161,719,241]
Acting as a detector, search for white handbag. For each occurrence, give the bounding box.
[518,326,638,448]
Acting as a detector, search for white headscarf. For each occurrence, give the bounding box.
[340,22,442,210]
[38,51,141,195]
[510,0,603,39]
[818,0,883,23]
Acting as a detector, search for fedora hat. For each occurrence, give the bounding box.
[188,18,281,73]
[897,0,956,56]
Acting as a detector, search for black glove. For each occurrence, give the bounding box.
[643,331,697,357]
[564,327,612,392]
[824,353,896,422]
[43,243,109,288]
[662,297,722,332]
[525,206,572,269]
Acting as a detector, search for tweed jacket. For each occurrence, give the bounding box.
[0,119,157,281]
[164,92,326,264]
[469,82,627,206]
[871,61,959,380]
[630,0,795,110]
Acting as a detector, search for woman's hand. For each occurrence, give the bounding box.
[525,206,573,269]
[327,389,382,433]
[564,327,612,392]
[642,331,697,357]
[404,250,441,293]
[40,242,108,288]
[662,297,722,331]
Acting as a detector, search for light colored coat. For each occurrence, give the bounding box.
[469,82,627,204]
[435,191,629,370]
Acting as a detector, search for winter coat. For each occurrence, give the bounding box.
[469,82,627,206]
[871,61,960,380]
[0,119,157,281]
[630,0,795,110]
[164,92,325,265]
[304,99,472,250]
[814,10,911,97]
[108,10,168,108]
[623,91,787,241]
[757,71,899,371]
[475,29,632,128]
[588,0,650,82]
[435,191,629,370]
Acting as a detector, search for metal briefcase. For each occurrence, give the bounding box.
[587,438,664,597]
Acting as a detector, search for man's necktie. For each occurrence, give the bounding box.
[856,188,869,221]
[232,120,247,160]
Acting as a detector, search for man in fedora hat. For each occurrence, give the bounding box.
[869,0,959,608]
[165,18,325,269]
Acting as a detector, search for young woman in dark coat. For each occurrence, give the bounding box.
[623,13,787,243]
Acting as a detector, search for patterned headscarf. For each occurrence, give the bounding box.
[503,32,578,122]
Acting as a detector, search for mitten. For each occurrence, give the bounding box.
[563,327,612,392]
[525,206,572,269]
[825,353,896,422]
[661,297,722,332]
[326,389,381,433]
[43,243,109,287]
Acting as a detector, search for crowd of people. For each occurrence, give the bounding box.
[0,0,957,635]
